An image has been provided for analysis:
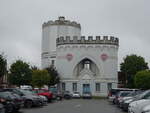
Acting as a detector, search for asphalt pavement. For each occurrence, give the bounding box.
[20,99,126,113]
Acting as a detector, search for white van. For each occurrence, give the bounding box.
[20,85,32,90]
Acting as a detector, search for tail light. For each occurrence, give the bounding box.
[15,98,22,102]
[108,92,112,97]
[0,98,6,102]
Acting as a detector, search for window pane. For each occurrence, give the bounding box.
[95,83,100,91]
[107,83,112,91]
[52,60,55,65]
[73,83,77,92]
[62,82,65,91]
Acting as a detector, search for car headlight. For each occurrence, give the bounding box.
[125,99,133,104]
[33,97,38,100]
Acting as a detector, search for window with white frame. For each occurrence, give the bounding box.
[62,82,66,91]
[95,83,101,92]
[51,60,55,65]
[107,83,112,91]
[72,83,77,92]
[84,61,90,69]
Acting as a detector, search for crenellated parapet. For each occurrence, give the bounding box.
[42,16,81,29]
[56,36,119,46]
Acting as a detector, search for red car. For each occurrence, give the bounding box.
[33,89,53,102]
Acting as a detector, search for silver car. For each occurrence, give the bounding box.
[82,92,92,99]
[72,92,81,98]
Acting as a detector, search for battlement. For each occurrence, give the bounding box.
[56,36,119,46]
[42,16,81,29]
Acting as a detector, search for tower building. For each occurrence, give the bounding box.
[42,16,81,68]
[42,17,119,96]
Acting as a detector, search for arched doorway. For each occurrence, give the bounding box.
[73,58,99,78]
[73,58,100,93]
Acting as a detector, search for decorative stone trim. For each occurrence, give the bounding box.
[56,36,119,46]
[42,16,81,29]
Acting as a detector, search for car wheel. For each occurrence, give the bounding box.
[25,100,33,108]
[6,103,13,113]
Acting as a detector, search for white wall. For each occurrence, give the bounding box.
[56,44,118,81]
[41,24,81,68]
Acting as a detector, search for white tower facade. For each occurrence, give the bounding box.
[41,17,119,96]
[42,17,81,68]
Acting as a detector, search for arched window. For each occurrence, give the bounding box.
[84,61,90,69]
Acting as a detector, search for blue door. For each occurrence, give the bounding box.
[83,84,90,92]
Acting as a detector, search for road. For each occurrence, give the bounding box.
[20,99,126,113]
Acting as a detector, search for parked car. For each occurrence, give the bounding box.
[2,88,25,96]
[0,91,23,113]
[20,85,32,90]
[114,91,132,105]
[49,87,63,101]
[51,91,63,100]
[82,92,92,99]
[108,88,138,104]
[27,90,47,106]
[3,88,43,108]
[19,89,43,108]
[119,90,142,108]
[63,91,72,99]
[72,92,81,98]
[142,104,150,113]
[0,102,5,113]
[122,90,150,111]
[0,97,13,113]
[38,95,48,105]
[33,89,53,102]
[128,98,150,113]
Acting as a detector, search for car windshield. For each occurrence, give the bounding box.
[135,90,150,99]
[83,92,90,94]
[12,93,21,98]
[13,89,24,95]
[0,92,15,99]
[39,90,48,93]
[32,90,38,93]
[65,91,70,93]
[20,89,34,95]
[74,92,79,94]
[126,91,142,97]
[120,92,131,97]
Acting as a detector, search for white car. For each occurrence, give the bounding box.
[72,92,81,98]
[128,99,150,113]
[142,104,150,113]
[39,95,48,105]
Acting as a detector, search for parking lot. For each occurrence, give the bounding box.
[21,99,126,113]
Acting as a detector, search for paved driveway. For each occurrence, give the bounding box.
[21,99,126,113]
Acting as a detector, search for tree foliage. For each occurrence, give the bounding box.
[45,66,60,86]
[120,54,148,88]
[134,70,150,89]
[0,53,7,78]
[8,60,32,86]
[31,65,38,71]
[32,70,50,88]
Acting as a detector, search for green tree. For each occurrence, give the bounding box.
[45,66,60,86]
[32,70,50,88]
[31,65,38,71]
[8,60,32,86]
[120,54,148,88]
[134,70,150,89]
[0,53,7,84]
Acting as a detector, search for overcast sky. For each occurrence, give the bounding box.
[0,0,150,69]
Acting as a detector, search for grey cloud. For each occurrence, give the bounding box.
[0,0,150,68]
